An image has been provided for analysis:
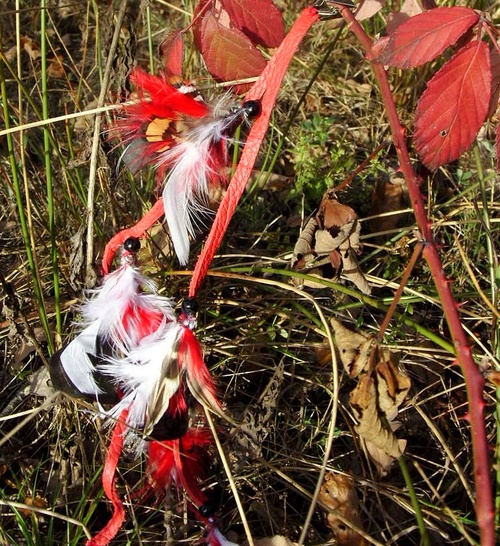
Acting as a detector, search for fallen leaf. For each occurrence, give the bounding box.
[330,320,411,474]
[375,347,411,420]
[291,191,371,294]
[47,55,65,78]
[330,318,374,378]
[369,167,409,240]
[414,39,491,171]
[355,0,386,22]
[386,0,424,35]
[350,373,405,473]
[21,36,41,61]
[21,494,48,516]
[319,472,368,546]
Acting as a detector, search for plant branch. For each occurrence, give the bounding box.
[339,7,494,544]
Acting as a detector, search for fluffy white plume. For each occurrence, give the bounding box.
[160,102,254,265]
[80,263,175,350]
[98,322,184,438]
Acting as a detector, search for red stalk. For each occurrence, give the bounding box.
[338,7,494,544]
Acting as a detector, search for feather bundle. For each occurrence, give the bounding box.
[98,321,221,446]
[147,431,238,546]
[50,240,175,400]
[114,68,260,264]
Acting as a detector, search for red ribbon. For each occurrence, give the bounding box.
[188,7,320,296]
[86,409,129,546]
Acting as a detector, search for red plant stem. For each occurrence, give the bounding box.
[377,241,424,342]
[338,8,494,544]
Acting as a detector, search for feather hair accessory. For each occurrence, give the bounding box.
[97,318,221,447]
[146,431,238,546]
[112,68,261,265]
[49,237,175,401]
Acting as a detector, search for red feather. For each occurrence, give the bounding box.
[112,68,259,265]
[147,427,213,508]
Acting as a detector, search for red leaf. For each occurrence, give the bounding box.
[192,0,213,53]
[220,0,285,47]
[159,30,185,76]
[374,7,479,68]
[488,46,500,118]
[199,10,267,85]
[414,40,491,171]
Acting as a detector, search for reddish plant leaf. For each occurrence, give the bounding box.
[192,0,214,54]
[221,0,284,47]
[488,47,500,118]
[374,7,479,68]
[199,10,267,85]
[414,40,491,171]
[159,30,185,76]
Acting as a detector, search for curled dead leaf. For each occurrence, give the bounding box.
[319,472,368,546]
[291,190,371,294]
[330,318,374,377]
[350,374,405,473]
[330,319,411,474]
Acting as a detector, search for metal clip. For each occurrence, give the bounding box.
[313,0,356,19]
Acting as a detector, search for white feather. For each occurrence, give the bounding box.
[59,320,103,397]
[159,101,253,265]
[79,264,175,350]
[98,322,184,439]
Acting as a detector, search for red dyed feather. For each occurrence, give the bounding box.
[112,68,258,265]
[147,428,213,506]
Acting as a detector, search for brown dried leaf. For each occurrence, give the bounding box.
[316,189,357,234]
[47,55,65,78]
[319,472,368,546]
[291,217,316,271]
[350,374,404,473]
[386,0,424,34]
[355,0,386,22]
[369,168,409,241]
[330,320,411,474]
[330,318,374,377]
[375,347,411,420]
[21,36,41,61]
[291,191,371,294]
[338,244,372,295]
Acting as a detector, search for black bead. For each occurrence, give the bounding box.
[242,100,261,119]
[199,501,216,518]
[181,297,199,315]
[123,237,141,253]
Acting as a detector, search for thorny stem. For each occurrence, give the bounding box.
[338,7,494,544]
